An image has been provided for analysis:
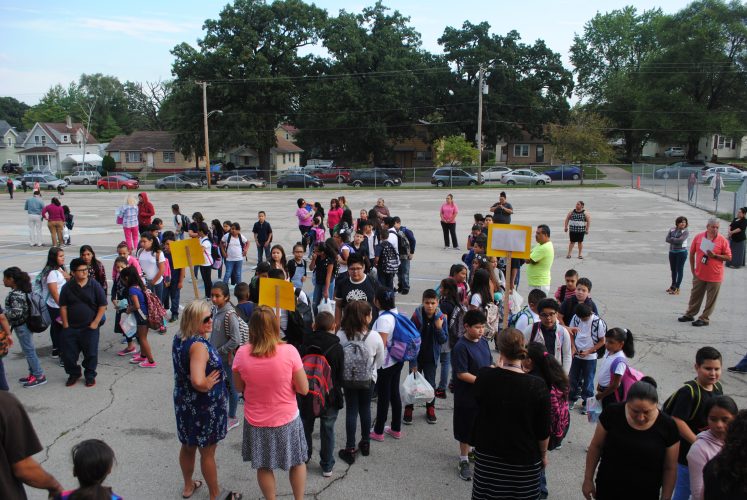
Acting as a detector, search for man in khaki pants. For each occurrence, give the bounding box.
[678,218,731,326]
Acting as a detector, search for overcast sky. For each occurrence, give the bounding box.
[0,0,693,105]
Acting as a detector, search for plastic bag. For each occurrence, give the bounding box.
[318,298,335,316]
[119,313,137,338]
[401,371,435,405]
[586,396,602,423]
[509,290,523,314]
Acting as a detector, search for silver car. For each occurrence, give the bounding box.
[216,175,267,189]
[702,166,747,183]
[155,175,202,189]
[481,166,513,182]
[64,170,101,185]
[0,176,22,189]
[501,169,552,185]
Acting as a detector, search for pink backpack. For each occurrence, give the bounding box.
[610,357,644,402]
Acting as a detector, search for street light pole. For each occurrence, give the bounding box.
[199,81,212,189]
[477,66,485,179]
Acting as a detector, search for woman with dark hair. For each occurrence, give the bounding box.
[666,216,689,294]
[471,328,550,499]
[583,377,679,500]
[42,196,65,247]
[439,194,459,250]
[188,212,205,239]
[137,232,166,304]
[3,267,46,387]
[327,198,343,231]
[296,198,314,240]
[79,245,107,296]
[726,207,746,269]
[211,219,225,280]
[313,202,325,229]
[39,247,70,359]
[703,409,747,500]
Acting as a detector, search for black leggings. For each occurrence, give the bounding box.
[441,221,458,248]
[199,265,212,298]
[374,362,404,434]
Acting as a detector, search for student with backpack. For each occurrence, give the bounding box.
[221,222,249,285]
[252,211,273,262]
[336,300,385,465]
[568,303,607,413]
[120,267,157,369]
[299,311,344,477]
[393,216,415,295]
[594,327,637,408]
[554,269,578,303]
[3,267,46,387]
[171,204,190,240]
[665,346,724,500]
[287,243,308,289]
[558,277,598,326]
[209,282,244,432]
[373,227,399,289]
[137,232,167,302]
[437,278,465,398]
[522,298,573,374]
[196,222,214,299]
[233,282,254,322]
[469,269,500,341]
[62,205,74,246]
[161,232,183,323]
[509,288,545,332]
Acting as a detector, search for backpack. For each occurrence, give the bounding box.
[65,213,74,230]
[225,233,248,254]
[446,302,468,349]
[300,344,335,418]
[483,301,501,340]
[26,291,51,333]
[210,238,222,269]
[342,332,373,389]
[302,228,317,249]
[382,311,421,363]
[609,357,645,402]
[396,229,411,257]
[590,317,607,357]
[662,380,724,420]
[508,306,533,329]
[144,288,167,330]
[549,385,570,439]
[224,307,250,347]
[378,240,400,274]
[284,289,313,348]
[180,214,190,233]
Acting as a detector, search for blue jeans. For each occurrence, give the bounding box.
[312,279,334,316]
[256,244,271,263]
[14,324,44,378]
[0,358,7,391]
[226,374,239,419]
[163,270,181,317]
[302,407,339,472]
[438,351,451,390]
[223,260,243,285]
[148,280,164,304]
[61,326,100,381]
[397,258,410,292]
[344,386,372,449]
[374,362,404,434]
[568,357,597,402]
[669,251,687,289]
[377,271,394,289]
[673,463,690,500]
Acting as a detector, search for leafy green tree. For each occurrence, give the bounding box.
[22,83,82,130]
[0,97,30,130]
[102,154,116,173]
[124,80,171,131]
[434,135,478,166]
[549,110,616,171]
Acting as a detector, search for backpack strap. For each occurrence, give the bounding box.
[609,357,628,379]
[529,322,541,344]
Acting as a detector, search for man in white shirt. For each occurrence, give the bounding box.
[221,222,248,285]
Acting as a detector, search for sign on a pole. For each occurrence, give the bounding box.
[486,223,532,259]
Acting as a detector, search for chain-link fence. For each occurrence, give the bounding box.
[631,163,746,218]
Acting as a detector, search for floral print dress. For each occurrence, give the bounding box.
[172,335,228,447]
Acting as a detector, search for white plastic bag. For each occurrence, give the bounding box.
[318,298,335,316]
[401,371,435,405]
[586,397,602,423]
[509,290,524,314]
[119,313,137,338]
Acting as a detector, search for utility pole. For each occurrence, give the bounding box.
[477,66,485,179]
[198,81,212,189]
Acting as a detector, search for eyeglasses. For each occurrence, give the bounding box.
[539,312,556,318]
[202,316,213,324]
[75,268,89,273]
[348,267,364,272]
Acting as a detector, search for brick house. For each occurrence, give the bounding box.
[105,131,192,172]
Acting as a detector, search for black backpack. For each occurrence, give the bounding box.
[285,289,313,348]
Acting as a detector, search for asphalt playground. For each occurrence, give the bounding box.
[0,185,744,499]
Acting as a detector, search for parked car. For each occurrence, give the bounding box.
[97,176,139,190]
[115,172,140,182]
[653,161,710,179]
[216,175,267,189]
[373,162,405,180]
[481,166,513,182]
[306,159,335,168]
[276,173,324,188]
[19,173,67,190]
[431,167,483,187]
[544,164,582,180]
[348,169,401,187]
[0,176,21,189]
[308,166,352,184]
[226,167,264,179]
[64,170,101,185]
[180,169,223,185]
[2,162,23,174]
[664,147,686,158]
[702,165,747,183]
[501,169,552,185]
[155,175,202,189]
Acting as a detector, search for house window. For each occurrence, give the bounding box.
[34,135,40,145]
[415,151,433,160]
[111,152,120,162]
[513,144,530,157]
[61,135,69,143]
[163,151,176,163]
[717,136,735,149]
[6,138,11,147]
[125,151,142,163]
[41,136,46,146]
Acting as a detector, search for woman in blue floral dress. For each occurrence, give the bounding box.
[173,300,241,500]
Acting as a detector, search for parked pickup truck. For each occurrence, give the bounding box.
[63,170,101,185]
[307,166,352,184]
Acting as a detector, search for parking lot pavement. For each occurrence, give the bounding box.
[0,186,743,499]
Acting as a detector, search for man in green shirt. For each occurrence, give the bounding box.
[526,224,554,294]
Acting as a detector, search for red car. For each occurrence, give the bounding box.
[97,175,139,190]
[307,166,352,184]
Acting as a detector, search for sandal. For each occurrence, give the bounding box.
[220,490,243,500]
[182,479,203,499]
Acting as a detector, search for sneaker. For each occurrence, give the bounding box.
[435,388,447,399]
[338,448,356,465]
[18,375,32,383]
[322,470,333,478]
[130,355,147,364]
[168,315,179,323]
[540,492,549,499]
[579,406,588,415]
[139,360,158,368]
[369,431,385,442]
[727,366,747,374]
[384,426,402,439]
[426,406,437,424]
[458,460,472,481]
[85,379,96,388]
[65,375,80,387]
[678,315,695,322]
[24,375,48,388]
[51,349,60,359]
[358,440,370,456]
[468,450,476,463]
[227,417,240,431]
[117,347,136,356]
[403,405,413,425]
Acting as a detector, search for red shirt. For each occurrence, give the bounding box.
[690,232,731,283]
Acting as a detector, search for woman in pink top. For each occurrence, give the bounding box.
[233,306,309,500]
[295,198,313,240]
[41,197,66,247]
[440,193,459,250]
[327,198,343,230]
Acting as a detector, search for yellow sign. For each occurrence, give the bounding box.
[258,278,296,311]
[169,238,206,269]
[486,223,532,259]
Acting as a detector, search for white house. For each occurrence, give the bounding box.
[18,116,99,172]
[643,134,746,159]
[0,120,27,165]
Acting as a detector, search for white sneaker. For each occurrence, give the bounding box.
[227,417,240,431]
[322,470,332,478]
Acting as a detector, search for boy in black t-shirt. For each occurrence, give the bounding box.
[669,346,724,500]
[558,277,598,325]
[252,211,273,264]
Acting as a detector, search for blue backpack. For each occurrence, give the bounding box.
[382,311,421,362]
